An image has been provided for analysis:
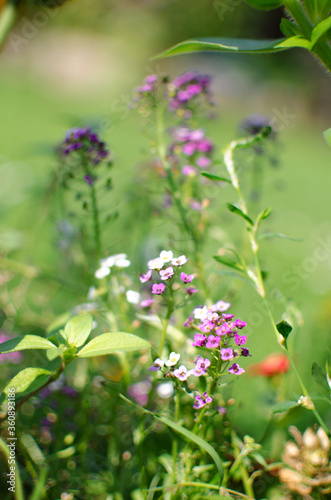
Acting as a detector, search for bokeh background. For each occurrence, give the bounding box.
[1,0,331,470]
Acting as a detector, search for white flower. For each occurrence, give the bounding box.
[115,258,131,268]
[100,253,130,268]
[193,306,208,320]
[157,382,174,399]
[210,300,231,312]
[95,266,111,279]
[148,257,164,270]
[165,352,180,367]
[171,255,188,266]
[126,290,141,304]
[100,256,115,267]
[173,365,188,381]
[159,250,173,263]
[88,286,97,300]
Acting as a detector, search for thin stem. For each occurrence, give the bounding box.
[148,481,256,499]
[0,0,20,50]
[83,162,102,261]
[171,387,181,494]
[0,437,24,500]
[158,283,174,357]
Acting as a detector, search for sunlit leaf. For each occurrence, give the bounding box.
[227,202,254,226]
[201,172,231,183]
[77,332,150,358]
[280,18,301,37]
[3,368,52,398]
[272,400,298,413]
[154,415,223,481]
[155,37,310,59]
[0,335,56,354]
[311,16,331,48]
[64,313,93,347]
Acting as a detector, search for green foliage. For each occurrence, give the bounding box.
[311,16,331,47]
[276,320,293,345]
[243,0,284,10]
[77,332,150,357]
[201,172,231,183]
[323,127,331,147]
[227,202,254,226]
[2,368,52,399]
[311,362,330,394]
[63,312,93,347]
[0,335,56,354]
[272,400,299,413]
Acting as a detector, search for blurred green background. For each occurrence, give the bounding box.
[1,0,331,444]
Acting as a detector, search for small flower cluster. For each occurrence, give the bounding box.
[148,352,213,410]
[168,72,213,115]
[185,301,250,377]
[139,250,196,298]
[60,127,109,169]
[95,253,131,279]
[169,127,214,174]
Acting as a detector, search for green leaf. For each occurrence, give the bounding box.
[258,232,303,241]
[77,332,150,358]
[272,401,299,413]
[0,335,56,354]
[227,202,254,226]
[154,415,223,481]
[257,206,272,223]
[311,16,331,48]
[323,128,331,147]
[3,368,52,398]
[243,0,284,10]
[280,18,302,38]
[64,313,93,348]
[154,37,303,59]
[311,362,330,393]
[213,256,244,273]
[276,35,311,50]
[46,311,72,334]
[201,172,231,183]
[46,346,65,361]
[276,320,292,343]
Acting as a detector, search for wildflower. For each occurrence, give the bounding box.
[101,253,130,268]
[168,72,213,113]
[206,335,220,349]
[215,324,231,336]
[157,382,174,398]
[184,316,194,327]
[95,266,110,279]
[140,298,154,308]
[160,267,174,280]
[221,348,234,361]
[249,353,290,377]
[234,334,247,346]
[186,286,198,295]
[192,333,207,347]
[239,114,272,136]
[159,250,173,263]
[148,258,164,270]
[152,283,165,295]
[126,290,140,304]
[234,319,247,329]
[193,356,211,376]
[196,156,211,168]
[127,381,151,406]
[148,358,164,372]
[210,300,231,312]
[229,363,245,375]
[165,352,180,367]
[139,270,152,283]
[182,165,197,176]
[193,306,208,320]
[173,365,189,381]
[171,255,188,266]
[222,313,234,321]
[180,272,194,283]
[241,347,251,357]
[60,127,109,166]
[193,391,213,409]
[218,406,227,415]
[199,320,215,334]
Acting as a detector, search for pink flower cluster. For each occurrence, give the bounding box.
[169,127,214,175]
[185,301,250,376]
[139,251,197,305]
[168,72,213,113]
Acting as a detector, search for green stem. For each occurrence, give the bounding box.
[0,436,24,500]
[0,0,20,50]
[171,387,181,495]
[156,106,210,301]
[158,283,174,357]
[83,162,102,261]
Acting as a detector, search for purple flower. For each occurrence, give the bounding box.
[173,365,189,381]
[180,272,194,283]
[84,174,95,186]
[141,298,154,308]
[241,347,251,357]
[148,358,164,372]
[194,355,211,375]
[60,127,109,166]
[182,142,197,156]
[192,333,207,347]
[222,313,234,321]
[229,363,245,375]
[127,381,151,405]
[206,335,220,349]
[189,129,204,141]
[139,270,152,283]
[182,165,197,176]
[235,335,247,346]
[221,348,234,361]
[196,139,213,153]
[196,156,211,168]
[193,392,213,409]
[160,267,174,280]
[186,286,198,295]
[199,320,215,334]
[152,283,165,295]
[234,319,247,329]
[218,406,227,415]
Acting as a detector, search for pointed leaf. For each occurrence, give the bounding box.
[201,172,231,183]
[258,232,303,241]
[257,206,272,223]
[155,415,223,481]
[77,332,150,358]
[272,400,299,413]
[3,368,52,398]
[280,18,302,37]
[64,313,93,347]
[311,362,330,393]
[311,16,331,48]
[0,335,56,354]
[227,202,254,225]
[276,320,292,343]
[213,255,244,273]
[323,128,331,147]
[155,37,309,59]
[243,0,283,10]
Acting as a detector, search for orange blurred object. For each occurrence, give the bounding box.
[249,353,290,377]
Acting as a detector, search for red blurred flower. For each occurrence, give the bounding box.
[249,353,290,377]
